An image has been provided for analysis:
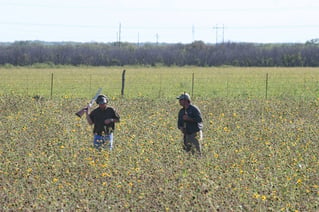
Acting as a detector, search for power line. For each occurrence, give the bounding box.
[1,21,319,30]
[212,24,224,44]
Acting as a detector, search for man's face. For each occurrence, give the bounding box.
[179,99,186,107]
[99,103,107,109]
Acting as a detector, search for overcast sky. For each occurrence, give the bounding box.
[1,0,319,44]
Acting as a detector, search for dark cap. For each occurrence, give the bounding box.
[177,93,191,101]
[97,97,107,104]
[96,95,108,104]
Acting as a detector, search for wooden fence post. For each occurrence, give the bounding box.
[191,72,194,98]
[50,73,54,99]
[265,73,269,100]
[121,69,126,96]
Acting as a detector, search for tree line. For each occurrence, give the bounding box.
[1,39,319,67]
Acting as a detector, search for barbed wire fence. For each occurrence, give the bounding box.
[1,69,318,100]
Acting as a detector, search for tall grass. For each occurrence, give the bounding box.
[0,67,318,210]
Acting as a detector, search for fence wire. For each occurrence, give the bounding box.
[1,68,318,100]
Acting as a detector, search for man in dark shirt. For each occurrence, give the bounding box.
[177,93,203,155]
[86,94,120,150]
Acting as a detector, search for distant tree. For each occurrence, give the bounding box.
[306,38,319,45]
[1,40,319,67]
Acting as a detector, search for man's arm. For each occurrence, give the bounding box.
[184,106,202,123]
[86,108,93,125]
[104,108,120,125]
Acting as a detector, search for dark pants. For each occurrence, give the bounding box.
[183,131,203,155]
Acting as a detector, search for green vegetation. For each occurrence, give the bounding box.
[0,67,318,211]
[1,66,319,99]
[2,41,319,66]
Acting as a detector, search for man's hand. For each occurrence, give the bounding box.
[104,119,114,125]
[179,127,186,134]
[183,114,194,122]
[84,103,91,114]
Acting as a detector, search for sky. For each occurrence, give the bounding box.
[1,0,319,44]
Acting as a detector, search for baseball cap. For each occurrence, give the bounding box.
[177,93,191,101]
[96,95,108,104]
[97,97,107,104]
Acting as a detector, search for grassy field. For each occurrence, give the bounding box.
[1,66,319,99]
[0,66,319,211]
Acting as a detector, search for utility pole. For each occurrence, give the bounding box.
[213,24,218,44]
[118,23,121,47]
[212,24,225,44]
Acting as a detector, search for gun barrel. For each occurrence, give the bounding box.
[75,88,102,118]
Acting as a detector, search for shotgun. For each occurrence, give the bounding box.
[75,88,102,118]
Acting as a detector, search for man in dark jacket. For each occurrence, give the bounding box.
[177,93,203,155]
[86,94,120,150]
